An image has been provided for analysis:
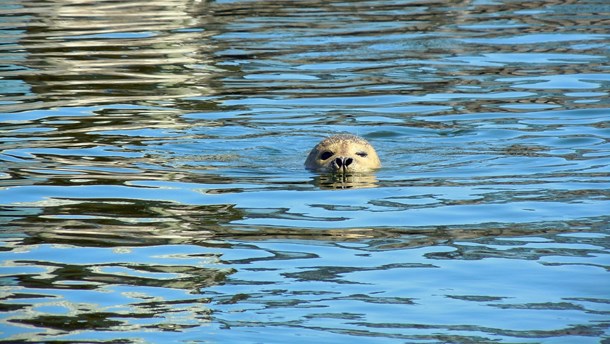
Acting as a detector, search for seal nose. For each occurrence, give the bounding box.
[334,157,353,169]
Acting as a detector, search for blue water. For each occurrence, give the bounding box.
[1,0,609,343]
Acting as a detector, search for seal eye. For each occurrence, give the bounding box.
[320,151,333,160]
[356,151,368,158]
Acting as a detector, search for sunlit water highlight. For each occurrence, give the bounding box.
[1,0,609,343]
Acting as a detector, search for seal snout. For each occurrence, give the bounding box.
[333,156,353,171]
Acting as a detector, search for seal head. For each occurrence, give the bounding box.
[305,134,381,173]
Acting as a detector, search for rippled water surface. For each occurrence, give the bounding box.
[1,0,610,342]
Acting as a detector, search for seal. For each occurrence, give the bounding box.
[305,134,381,173]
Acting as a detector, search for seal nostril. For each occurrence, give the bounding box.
[335,157,343,167]
[344,158,353,166]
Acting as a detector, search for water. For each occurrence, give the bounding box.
[1,0,609,342]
